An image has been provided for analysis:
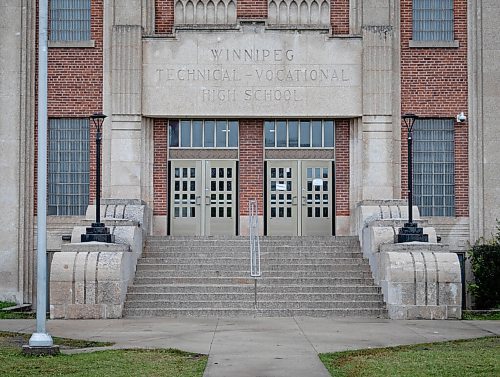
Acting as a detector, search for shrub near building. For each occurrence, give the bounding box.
[467,222,500,309]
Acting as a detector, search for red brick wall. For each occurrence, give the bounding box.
[36,0,104,213]
[238,0,267,19]
[153,120,169,216]
[239,120,264,216]
[331,0,350,35]
[155,0,174,34]
[400,0,468,216]
[335,120,350,216]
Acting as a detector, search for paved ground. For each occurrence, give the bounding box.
[1,317,499,377]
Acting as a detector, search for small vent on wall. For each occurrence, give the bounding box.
[175,0,237,25]
[268,0,330,26]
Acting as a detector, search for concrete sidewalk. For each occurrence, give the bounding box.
[1,317,499,377]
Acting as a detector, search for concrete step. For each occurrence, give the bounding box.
[127,284,382,294]
[132,277,376,285]
[134,271,372,279]
[135,263,372,272]
[123,307,388,318]
[137,257,366,265]
[126,292,384,302]
[124,300,385,310]
[124,236,385,318]
[141,250,363,257]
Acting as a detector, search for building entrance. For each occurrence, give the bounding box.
[170,160,237,236]
[266,160,334,236]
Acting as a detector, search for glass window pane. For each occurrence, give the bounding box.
[265,121,275,147]
[324,120,334,147]
[300,121,310,147]
[216,121,227,147]
[288,120,298,147]
[192,120,203,147]
[180,120,191,147]
[228,120,238,147]
[204,120,215,147]
[169,120,179,147]
[276,120,287,147]
[312,120,322,147]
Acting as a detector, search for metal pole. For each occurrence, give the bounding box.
[29,0,54,347]
[408,128,413,225]
[96,128,101,225]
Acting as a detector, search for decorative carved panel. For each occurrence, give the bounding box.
[268,0,330,27]
[265,149,334,160]
[169,149,239,159]
[175,0,237,25]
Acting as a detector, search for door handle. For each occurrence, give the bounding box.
[205,196,211,206]
[302,196,307,206]
[195,196,202,205]
[292,196,298,205]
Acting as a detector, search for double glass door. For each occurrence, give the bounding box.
[266,160,333,236]
[170,160,236,236]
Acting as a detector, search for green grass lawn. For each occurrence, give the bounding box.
[0,331,207,377]
[0,301,35,319]
[462,310,500,320]
[319,336,500,377]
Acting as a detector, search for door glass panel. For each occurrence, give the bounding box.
[219,168,224,178]
[211,168,216,178]
[227,168,232,178]
[271,168,276,178]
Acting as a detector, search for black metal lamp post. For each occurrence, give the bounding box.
[397,113,428,243]
[81,113,115,243]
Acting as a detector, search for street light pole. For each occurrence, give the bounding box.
[397,114,429,243]
[81,113,115,243]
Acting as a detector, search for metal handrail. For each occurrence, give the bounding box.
[249,199,261,277]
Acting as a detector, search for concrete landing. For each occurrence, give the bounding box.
[1,318,498,377]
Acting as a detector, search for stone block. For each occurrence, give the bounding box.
[66,304,105,319]
[378,245,462,319]
[50,304,66,319]
[49,282,73,305]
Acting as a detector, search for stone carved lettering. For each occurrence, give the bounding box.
[154,48,352,104]
[143,33,362,117]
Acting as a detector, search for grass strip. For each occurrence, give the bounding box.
[0,332,207,377]
[319,336,499,377]
[462,310,500,320]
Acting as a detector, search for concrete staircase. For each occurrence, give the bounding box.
[124,236,387,317]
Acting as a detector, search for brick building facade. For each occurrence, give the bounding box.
[1,1,499,309]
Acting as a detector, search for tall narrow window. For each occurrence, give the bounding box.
[48,119,90,216]
[413,119,455,216]
[413,0,454,42]
[50,0,91,41]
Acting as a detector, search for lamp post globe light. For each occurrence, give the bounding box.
[397,113,429,243]
[81,113,115,243]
